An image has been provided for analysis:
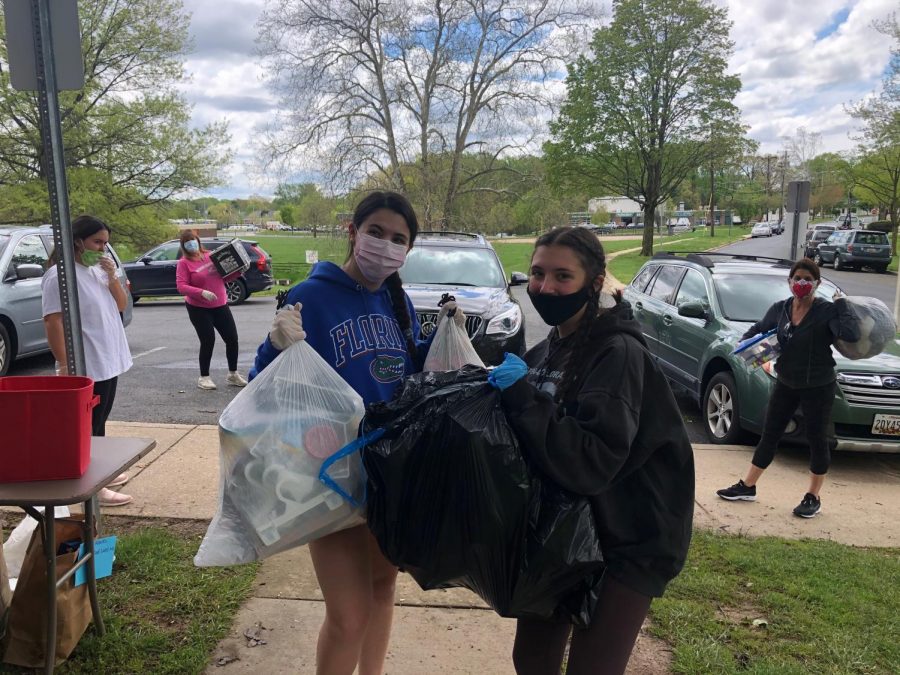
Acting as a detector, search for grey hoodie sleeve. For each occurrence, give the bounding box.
[499,335,644,496]
[828,297,861,342]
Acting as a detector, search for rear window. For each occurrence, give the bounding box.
[631,264,657,293]
[855,232,888,245]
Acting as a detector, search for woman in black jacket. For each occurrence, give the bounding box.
[489,226,695,675]
[717,258,859,518]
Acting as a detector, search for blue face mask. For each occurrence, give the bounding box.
[184,240,200,253]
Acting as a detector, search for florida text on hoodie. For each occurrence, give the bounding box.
[250,262,432,406]
[499,301,695,598]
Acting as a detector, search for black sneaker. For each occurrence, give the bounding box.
[716,479,757,501]
[793,493,821,518]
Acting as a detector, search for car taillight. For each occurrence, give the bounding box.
[847,244,853,253]
[252,245,267,271]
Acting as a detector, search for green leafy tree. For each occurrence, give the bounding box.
[279,204,297,227]
[547,0,742,255]
[0,0,231,206]
[847,14,899,247]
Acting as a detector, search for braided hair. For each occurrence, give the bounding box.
[349,191,419,359]
[532,227,609,403]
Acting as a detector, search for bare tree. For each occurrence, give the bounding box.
[784,126,822,180]
[257,0,598,226]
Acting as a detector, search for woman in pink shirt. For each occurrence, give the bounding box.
[176,231,248,390]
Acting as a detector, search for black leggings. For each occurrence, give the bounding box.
[512,576,652,675]
[185,303,239,376]
[752,380,836,475]
[92,377,118,437]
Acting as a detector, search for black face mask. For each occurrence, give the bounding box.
[527,286,591,326]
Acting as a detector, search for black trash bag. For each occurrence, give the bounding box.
[362,366,604,626]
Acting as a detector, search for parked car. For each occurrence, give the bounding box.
[622,252,900,452]
[399,232,525,365]
[803,229,834,258]
[0,225,133,375]
[750,223,773,238]
[805,223,836,243]
[813,229,892,273]
[123,238,274,305]
[769,221,785,235]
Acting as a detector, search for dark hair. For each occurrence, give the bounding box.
[179,230,205,255]
[48,214,112,267]
[531,226,609,402]
[789,257,820,281]
[348,191,420,358]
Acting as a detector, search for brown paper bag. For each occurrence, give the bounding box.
[2,517,93,668]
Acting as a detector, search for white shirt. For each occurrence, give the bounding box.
[41,263,133,382]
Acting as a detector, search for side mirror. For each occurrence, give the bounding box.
[678,300,707,320]
[140,256,153,265]
[15,263,45,280]
[509,271,528,286]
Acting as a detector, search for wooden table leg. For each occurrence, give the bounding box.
[44,506,57,675]
[83,497,105,636]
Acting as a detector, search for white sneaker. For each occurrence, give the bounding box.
[198,376,217,390]
[226,371,248,387]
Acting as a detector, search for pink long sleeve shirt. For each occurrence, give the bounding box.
[176,253,239,308]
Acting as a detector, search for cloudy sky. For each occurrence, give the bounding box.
[179,0,897,198]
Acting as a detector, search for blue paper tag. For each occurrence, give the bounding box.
[74,536,117,586]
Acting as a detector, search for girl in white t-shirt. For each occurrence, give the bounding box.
[42,215,134,507]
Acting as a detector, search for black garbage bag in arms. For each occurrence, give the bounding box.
[361,366,604,626]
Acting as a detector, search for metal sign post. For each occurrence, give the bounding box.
[787,181,811,261]
[4,0,86,375]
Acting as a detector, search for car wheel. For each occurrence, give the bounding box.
[813,252,823,266]
[833,254,843,271]
[0,322,11,376]
[703,371,743,444]
[226,279,248,305]
[876,264,888,274]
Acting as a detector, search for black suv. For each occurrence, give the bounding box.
[123,238,274,304]
[401,232,525,365]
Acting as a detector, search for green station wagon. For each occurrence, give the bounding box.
[622,252,900,452]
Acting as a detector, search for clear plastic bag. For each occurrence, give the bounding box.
[423,316,485,371]
[834,297,897,360]
[195,341,365,567]
[733,329,780,369]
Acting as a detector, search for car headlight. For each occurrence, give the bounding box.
[486,305,522,337]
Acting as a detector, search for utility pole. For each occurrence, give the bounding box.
[708,163,716,237]
[778,150,788,223]
[764,155,774,221]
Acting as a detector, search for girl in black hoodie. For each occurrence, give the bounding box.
[490,227,695,675]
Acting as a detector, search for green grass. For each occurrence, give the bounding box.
[651,530,900,674]
[0,527,258,675]
[608,227,750,284]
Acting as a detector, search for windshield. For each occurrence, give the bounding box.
[714,274,837,322]
[401,246,506,287]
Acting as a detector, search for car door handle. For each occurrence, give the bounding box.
[662,315,673,326]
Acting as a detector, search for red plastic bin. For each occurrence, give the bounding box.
[0,376,98,482]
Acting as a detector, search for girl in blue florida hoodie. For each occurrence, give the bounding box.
[249,191,461,675]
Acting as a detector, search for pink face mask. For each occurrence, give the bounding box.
[790,279,815,299]
[354,232,408,284]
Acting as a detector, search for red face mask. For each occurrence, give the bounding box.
[790,279,815,299]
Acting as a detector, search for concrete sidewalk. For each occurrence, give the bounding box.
[95,422,900,672]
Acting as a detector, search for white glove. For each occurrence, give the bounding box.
[437,300,466,327]
[201,290,218,302]
[270,302,306,350]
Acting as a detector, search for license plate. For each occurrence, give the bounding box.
[872,414,900,436]
[864,247,878,253]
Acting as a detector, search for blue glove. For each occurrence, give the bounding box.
[488,353,528,391]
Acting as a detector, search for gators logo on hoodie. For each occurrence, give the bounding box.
[370,355,406,383]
